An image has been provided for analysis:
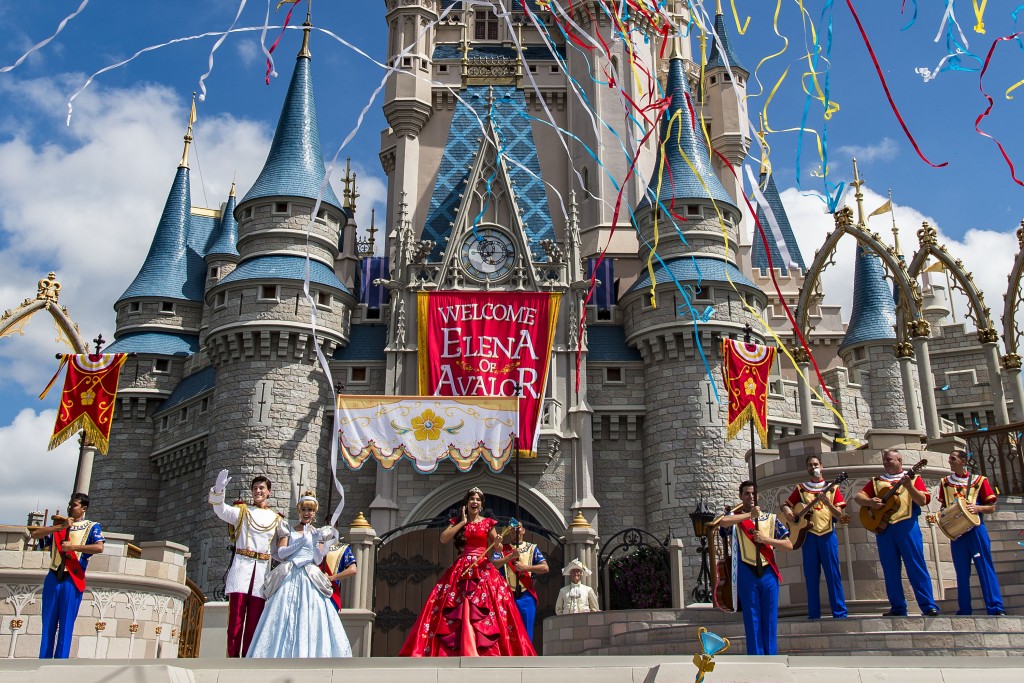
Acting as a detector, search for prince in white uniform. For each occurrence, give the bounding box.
[209,470,288,657]
[555,558,600,614]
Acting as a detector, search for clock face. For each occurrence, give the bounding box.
[459,228,517,281]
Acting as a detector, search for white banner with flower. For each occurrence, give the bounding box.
[337,395,519,473]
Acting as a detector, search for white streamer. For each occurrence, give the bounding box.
[197,0,248,101]
[1,0,91,74]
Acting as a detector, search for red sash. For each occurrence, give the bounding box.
[52,527,87,592]
[502,543,537,600]
[737,518,782,583]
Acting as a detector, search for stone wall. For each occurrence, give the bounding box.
[0,528,190,659]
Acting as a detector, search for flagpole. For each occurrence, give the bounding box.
[742,324,762,574]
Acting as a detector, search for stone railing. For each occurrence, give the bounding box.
[0,526,190,659]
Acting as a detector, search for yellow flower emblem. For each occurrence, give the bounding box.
[743,378,757,395]
[411,410,445,441]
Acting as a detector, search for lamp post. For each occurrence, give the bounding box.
[689,498,716,603]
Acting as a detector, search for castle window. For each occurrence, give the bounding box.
[582,167,590,193]
[604,367,624,384]
[214,291,227,308]
[686,205,701,217]
[273,202,289,214]
[209,266,220,279]
[154,359,170,374]
[349,367,368,384]
[475,11,498,40]
[242,207,253,220]
[160,301,176,314]
[129,301,141,313]
[402,56,412,68]
[260,285,279,301]
[160,416,169,431]
[438,64,448,73]
[723,73,732,83]
[549,65,558,74]
[316,208,328,224]
[317,291,332,309]
[529,64,537,73]
[180,407,188,423]
[365,307,382,320]
[200,397,210,413]
[709,75,717,85]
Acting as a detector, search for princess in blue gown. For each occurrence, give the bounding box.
[246,491,352,658]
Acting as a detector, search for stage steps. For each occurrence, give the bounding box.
[597,614,1024,656]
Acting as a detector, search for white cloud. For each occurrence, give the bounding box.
[835,137,899,164]
[0,408,79,525]
[779,185,1018,334]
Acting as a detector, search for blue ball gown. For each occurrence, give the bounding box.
[246,526,353,658]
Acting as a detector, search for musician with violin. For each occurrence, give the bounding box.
[780,456,848,620]
[717,480,792,655]
[853,448,940,617]
[493,525,549,639]
[29,493,105,659]
[935,449,1004,616]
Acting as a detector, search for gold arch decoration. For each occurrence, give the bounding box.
[795,206,923,350]
[906,222,998,346]
[1001,221,1024,371]
[0,272,88,353]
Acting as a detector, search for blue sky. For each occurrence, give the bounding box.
[0,1,1021,523]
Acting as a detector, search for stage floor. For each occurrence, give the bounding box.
[4,655,1024,683]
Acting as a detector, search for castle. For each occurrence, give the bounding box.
[92,1,1020,609]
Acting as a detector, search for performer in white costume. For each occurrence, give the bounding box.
[246,491,353,658]
[555,558,600,614]
[209,470,288,657]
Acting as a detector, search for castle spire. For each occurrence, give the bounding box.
[707,2,745,72]
[298,1,312,59]
[178,93,197,169]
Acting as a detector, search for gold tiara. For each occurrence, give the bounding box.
[468,487,483,495]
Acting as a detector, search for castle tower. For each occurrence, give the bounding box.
[620,43,768,583]
[703,0,750,209]
[199,18,355,580]
[836,169,909,430]
[97,108,205,539]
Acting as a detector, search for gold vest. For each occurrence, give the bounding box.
[872,477,914,524]
[49,519,97,571]
[797,486,838,536]
[737,513,777,567]
[504,542,536,591]
[940,475,984,508]
[323,543,350,574]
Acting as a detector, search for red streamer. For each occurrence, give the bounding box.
[975,33,1024,187]
[265,1,302,85]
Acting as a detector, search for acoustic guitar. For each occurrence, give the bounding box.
[786,472,848,549]
[859,459,928,534]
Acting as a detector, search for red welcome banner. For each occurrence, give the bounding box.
[417,291,560,456]
[41,354,128,455]
[722,339,775,448]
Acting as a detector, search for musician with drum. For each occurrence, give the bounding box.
[933,449,1005,616]
[853,449,941,617]
[780,456,849,620]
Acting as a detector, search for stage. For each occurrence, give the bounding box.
[3,655,1024,683]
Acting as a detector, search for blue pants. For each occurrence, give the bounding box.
[515,592,537,640]
[737,562,778,655]
[802,531,847,619]
[876,517,939,615]
[951,523,1003,615]
[39,571,84,659]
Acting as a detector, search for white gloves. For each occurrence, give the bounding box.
[317,526,339,544]
[213,469,231,494]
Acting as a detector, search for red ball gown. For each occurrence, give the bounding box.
[399,518,537,656]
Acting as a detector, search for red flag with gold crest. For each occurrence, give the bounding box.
[41,354,128,455]
[722,339,775,448]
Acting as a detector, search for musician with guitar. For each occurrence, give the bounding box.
[493,525,549,639]
[780,456,849,620]
[935,449,1004,616]
[853,448,941,617]
[29,492,105,658]
[717,480,792,655]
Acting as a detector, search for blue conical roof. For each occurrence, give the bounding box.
[840,243,897,349]
[638,57,737,212]
[118,166,204,302]
[707,10,745,71]
[752,171,805,274]
[241,43,341,209]
[207,191,239,257]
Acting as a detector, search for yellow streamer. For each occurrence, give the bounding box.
[1006,79,1024,100]
[745,0,788,104]
[730,0,751,35]
[973,0,987,34]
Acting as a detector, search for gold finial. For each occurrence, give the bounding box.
[36,272,61,302]
[298,1,312,59]
[834,205,854,228]
[342,158,354,209]
[887,189,901,255]
[917,221,938,247]
[350,511,371,528]
[756,113,769,175]
[179,93,197,169]
[569,510,591,528]
[716,0,724,15]
[850,158,867,226]
[670,30,685,60]
[229,180,236,198]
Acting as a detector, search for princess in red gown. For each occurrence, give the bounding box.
[399,487,537,657]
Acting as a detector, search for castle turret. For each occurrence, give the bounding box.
[837,165,908,430]
[621,42,767,587]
